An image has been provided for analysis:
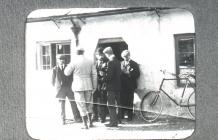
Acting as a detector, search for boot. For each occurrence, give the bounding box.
[87,113,94,128]
[81,116,88,129]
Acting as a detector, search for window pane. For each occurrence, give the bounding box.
[179,68,195,75]
[178,38,194,53]
[57,44,63,54]
[179,53,194,66]
[46,56,50,65]
[42,46,46,55]
[65,55,71,64]
[63,45,70,54]
[42,56,46,65]
[45,46,49,55]
[42,46,50,55]
[43,65,47,70]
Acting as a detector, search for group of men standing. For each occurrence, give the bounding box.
[52,46,140,129]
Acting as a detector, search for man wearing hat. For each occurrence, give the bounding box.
[51,54,81,125]
[120,50,140,121]
[103,47,122,127]
[64,47,97,129]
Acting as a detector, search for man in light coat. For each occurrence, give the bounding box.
[64,48,97,129]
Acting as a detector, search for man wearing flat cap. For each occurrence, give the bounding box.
[64,47,97,129]
[103,47,122,127]
[51,54,81,125]
[120,50,140,121]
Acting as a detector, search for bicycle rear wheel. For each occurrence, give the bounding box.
[188,91,195,119]
[140,91,163,122]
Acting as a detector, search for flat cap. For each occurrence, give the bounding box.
[56,54,65,60]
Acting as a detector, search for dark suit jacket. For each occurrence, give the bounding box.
[120,60,140,90]
[106,56,121,91]
[52,65,73,99]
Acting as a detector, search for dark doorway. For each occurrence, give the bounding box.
[96,38,128,61]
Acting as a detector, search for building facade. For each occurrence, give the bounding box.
[26,8,195,119]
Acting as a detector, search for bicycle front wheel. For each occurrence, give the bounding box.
[188,91,195,119]
[140,91,163,122]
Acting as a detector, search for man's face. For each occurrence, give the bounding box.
[123,55,130,61]
[57,58,65,65]
[104,53,110,59]
[96,54,104,60]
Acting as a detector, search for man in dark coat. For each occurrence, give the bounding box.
[92,48,109,123]
[52,54,81,125]
[103,47,121,127]
[120,50,140,121]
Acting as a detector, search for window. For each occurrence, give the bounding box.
[174,33,195,86]
[40,45,51,70]
[37,40,71,70]
[56,43,71,64]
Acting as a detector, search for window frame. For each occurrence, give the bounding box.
[174,33,196,86]
[36,40,71,70]
[40,45,52,70]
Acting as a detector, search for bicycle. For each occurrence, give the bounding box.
[140,70,196,122]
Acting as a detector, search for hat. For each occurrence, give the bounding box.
[103,47,114,55]
[121,50,130,58]
[56,54,65,60]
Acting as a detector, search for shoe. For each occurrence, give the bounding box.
[74,119,82,123]
[91,117,99,122]
[89,123,94,128]
[81,125,88,129]
[81,116,88,129]
[105,123,118,127]
[127,118,132,121]
[100,119,106,123]
[88,113,94,128]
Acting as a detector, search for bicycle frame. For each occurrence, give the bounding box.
[158,77,194,107]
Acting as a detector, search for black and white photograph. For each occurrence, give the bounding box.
[25,7,196,139]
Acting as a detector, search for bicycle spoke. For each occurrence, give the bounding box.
[188,91,195,119]
[140,91,162,122]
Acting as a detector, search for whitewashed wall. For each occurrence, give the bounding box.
[26,9,195,119]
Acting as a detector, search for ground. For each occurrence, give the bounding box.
[26,113,195,140]
[26,74,195,140]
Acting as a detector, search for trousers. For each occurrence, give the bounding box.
[119,88,134,120]
[74,90,93,116]
[107,91,121,124]
[93,90,108,120]
[58,88,81,121]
